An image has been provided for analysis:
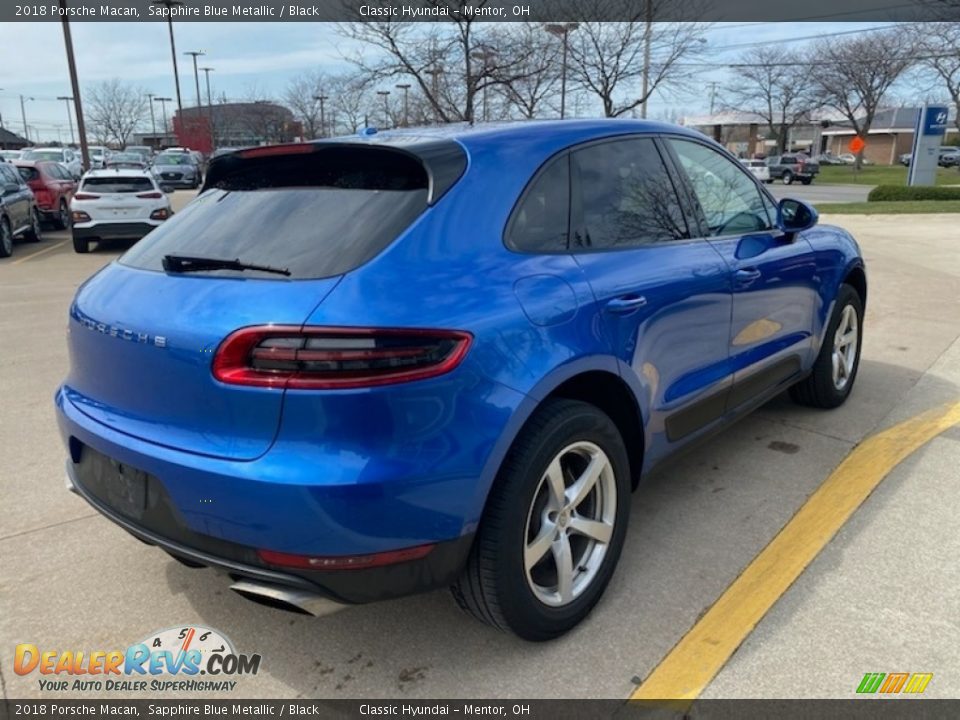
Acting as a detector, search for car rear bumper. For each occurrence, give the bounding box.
[54,378,521,601]
[72,221,162,241]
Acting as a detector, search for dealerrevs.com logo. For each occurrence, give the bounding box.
[14,625,261,693]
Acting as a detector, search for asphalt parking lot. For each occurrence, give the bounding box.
[2,194,958,700]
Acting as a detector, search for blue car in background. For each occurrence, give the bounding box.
[56,121,866,640]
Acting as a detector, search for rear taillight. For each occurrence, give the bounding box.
[150,208,170,220]
[213,326,473,389]
[137,191,163,199]
[71,211,91,223]
[73,193,100,200]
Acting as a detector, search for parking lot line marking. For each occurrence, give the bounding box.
[11,240,69,266]
[630,399,960,704]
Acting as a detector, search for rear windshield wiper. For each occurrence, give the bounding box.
[162,254,291,277]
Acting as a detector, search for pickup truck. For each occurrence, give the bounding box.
[765,153,820,185]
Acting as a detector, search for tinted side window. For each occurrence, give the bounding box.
[0,165,18,186]
[571,138,688,249]
[506,156,570,252]
[668,139,773,237]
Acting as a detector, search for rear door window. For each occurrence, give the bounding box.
[17,166,39,182]
[120,146,432,280]
[81,176,156,193]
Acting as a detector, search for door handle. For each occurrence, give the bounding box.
[605,295,648,314]
[735,268,763,286]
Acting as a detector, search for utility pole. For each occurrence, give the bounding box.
[19,95,33,141]
[200,66,215,148]
[313,94,329,136]
[59,1,89,169]
[152,1,184,118]
[57,96,76,145]
[640,0,653,118]
[545,23,578,120]
[146,93,157,134]
[395,84,410,127]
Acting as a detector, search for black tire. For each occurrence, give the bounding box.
[54,200,70,230]
[801,178,812,185]
[24,208,42,243]
[0,217,12,258]
[790,284,863,409]
[72,234,90,254]
[451,398,631,641]
[782,171,794,185]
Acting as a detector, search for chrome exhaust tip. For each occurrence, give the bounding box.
[229,579,349,618]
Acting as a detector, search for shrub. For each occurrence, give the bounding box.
[868,185,960,202]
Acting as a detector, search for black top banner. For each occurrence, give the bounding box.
[4,0,960,23]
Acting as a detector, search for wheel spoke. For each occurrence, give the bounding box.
[566,452,606,510]
[525,523,555,572]
[543,457,566,511]
[552,534,574,604]
[568,516,612,544]
[832,352,841,384]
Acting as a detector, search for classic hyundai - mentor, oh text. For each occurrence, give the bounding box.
[57,120,866,640]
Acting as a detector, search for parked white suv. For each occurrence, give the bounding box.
[70,169,173,253]
[742,158,771,183]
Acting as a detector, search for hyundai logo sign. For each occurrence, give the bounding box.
[923,106,949,136]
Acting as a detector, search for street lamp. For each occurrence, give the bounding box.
[151,1,184,117]
[184,51,205,109]
[376,90,391,128]
[57,96,76,145]
[470,46,497,123]
[313,94,329,137]
[544,23,578,120]
[155,96,173,136]
[425,66,444,124]
[395,84,411,126]
[146,93,157,134]
[19,95,34,141]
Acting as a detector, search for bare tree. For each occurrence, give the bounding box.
[85,79,149,147]
[338,3,546,124]
[494,23,562,119]
[565,0,711,118]
[807,30,917,168]
[285,71,331,138]
[722,47,817,153]
[910,23,960,134]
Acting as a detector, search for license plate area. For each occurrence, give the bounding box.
[75,447,148,520]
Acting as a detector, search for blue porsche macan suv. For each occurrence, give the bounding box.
[57,121,866,640]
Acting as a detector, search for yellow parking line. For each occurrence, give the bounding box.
[10,239,69,265]
[631,399,960,704]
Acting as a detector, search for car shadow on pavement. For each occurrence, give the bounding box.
[159,358,956,699]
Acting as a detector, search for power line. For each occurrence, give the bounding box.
[707,23,910,52]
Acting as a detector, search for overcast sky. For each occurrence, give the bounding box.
[0,21,911,143]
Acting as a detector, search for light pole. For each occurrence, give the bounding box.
[376,91,391,127]
[425,66,444,124]
[200,66,215,148]
[57,96,76,145]
[184,51,205,110]
[146,93,157,134]
[395,84,411,126]
[155,96,173,137]
[545,23,578,120]
[470,46,497,123]
[19,95,33,141]
[152,1,184,117]
[313,95,329,137]
[59,1,89,169]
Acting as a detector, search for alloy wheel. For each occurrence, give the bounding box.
[523,441,617,607]
[832,304,859,391]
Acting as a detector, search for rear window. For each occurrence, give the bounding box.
[120,146,430,280]
[155,154,192,165]
[81,176,155,193]
[17,166,40,182]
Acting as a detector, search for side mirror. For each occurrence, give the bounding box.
[160,184,175,194]
[778,198,818,233]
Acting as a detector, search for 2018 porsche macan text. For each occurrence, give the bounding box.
[57,121,866,640]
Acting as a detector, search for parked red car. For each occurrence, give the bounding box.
[13,160,76,229]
